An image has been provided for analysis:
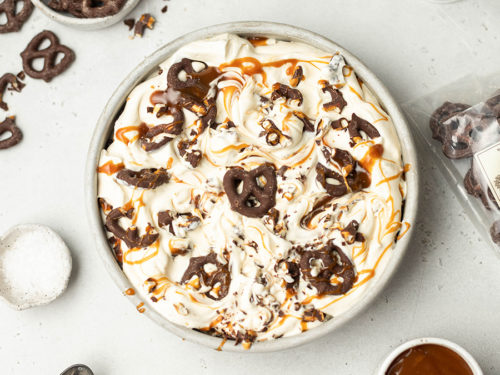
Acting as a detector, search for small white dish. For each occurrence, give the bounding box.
[0,224,72,310]
[377,337,483,375]
[32,0,141,31]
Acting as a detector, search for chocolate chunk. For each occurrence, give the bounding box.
[271,83,303,105]
[331,117,348,130]
[429,102,470,143]
[223,163,277,218]
[161,5,168,13]
[21,30,75,82]
[259,119,289,146]
[322,85,346,112]
[299,240,355,296]
[347,113,380,143]
[180,253,231,300]
[124,18,135,30]
[116,168,169,189]
[293,111,315,132]
[105,207,158,249]
[0,0,33,33]
[263,207,287,238]
[303,308,325,322]
[277,165,289,178]
[0,117,22,149]
[0,73,25,111]
[341,220,365,244]
[290,66,304,87]
[234,330,257,346]
[277,260,300,292]
[108,236,123,266]
[134,13,155,37]
[491,221,500,244]
[177,139,203,168]
[158,210,175,234]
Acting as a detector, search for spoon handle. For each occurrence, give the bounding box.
[60,364,94,375]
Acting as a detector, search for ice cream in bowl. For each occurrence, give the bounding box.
[86,22,419,352]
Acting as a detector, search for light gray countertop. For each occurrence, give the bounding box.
[1,0,499,373]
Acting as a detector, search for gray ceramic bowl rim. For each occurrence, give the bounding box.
[85,21,419,353]
[32,0,140,30]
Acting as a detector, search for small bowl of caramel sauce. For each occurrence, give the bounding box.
[377,338,483,375]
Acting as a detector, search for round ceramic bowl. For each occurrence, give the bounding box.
[85,21,420,352]
[377,337,483,374]
[32,0,140,30]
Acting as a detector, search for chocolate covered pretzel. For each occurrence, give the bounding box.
[139,110,184,152]
[322,84,347,113]
[299,240,355,296]
[347,113,380,143]
[429,102,471,143]
[117,168,169,189]
[428,101,498,159]
[271,83,303,105]
[464,165,499,211]
[223,163,277,218]
[20,30,75,82]
[180,253,231,300]
[0,73,25,111]
[0,117,22,149]
[48,0,125,18]
[105,207,158,249]
[0,0,33,33]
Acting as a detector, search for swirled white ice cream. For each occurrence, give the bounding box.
[97,33,408,346]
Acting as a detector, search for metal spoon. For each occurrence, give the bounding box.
[60,364,94,375]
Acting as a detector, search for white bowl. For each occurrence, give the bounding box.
[32,0,140,30]
[85,21,420,352]
[377,337,483,374]
[0,224,72,310]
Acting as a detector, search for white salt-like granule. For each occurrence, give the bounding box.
[0,225,72,310]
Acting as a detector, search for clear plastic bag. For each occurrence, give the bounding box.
[403,72,500,252]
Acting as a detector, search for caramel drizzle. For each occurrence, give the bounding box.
[123,240,159,265]
[115,123,149,145]
[97,160,125,175]
[218,56,329,85]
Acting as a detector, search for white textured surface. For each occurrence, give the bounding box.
[0,225,72,310]
[0,0,499,373]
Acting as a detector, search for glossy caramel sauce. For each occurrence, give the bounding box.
[386,344,473,375]
[360,144,384,172]
[97,160,125,175]
[219,57,302,85]
[115,123,149,145]
[124,288,135,296]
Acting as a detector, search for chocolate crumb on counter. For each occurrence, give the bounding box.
[124,18,135,30]
[134,13,155,37]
